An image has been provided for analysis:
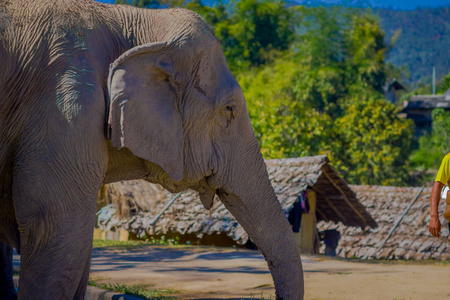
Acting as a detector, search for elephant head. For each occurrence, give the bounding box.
[106,14,304,299]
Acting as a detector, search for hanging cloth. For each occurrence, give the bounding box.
[288,190,310,232]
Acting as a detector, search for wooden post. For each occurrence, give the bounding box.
[93,228,102,240]
[119,229,129,241]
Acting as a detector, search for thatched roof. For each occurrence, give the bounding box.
[267,156,377,228]
[383,78,406,92]
[318,185,450,260]
[98,155,376,245]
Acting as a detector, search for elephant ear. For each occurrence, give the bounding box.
[107,42,184,182]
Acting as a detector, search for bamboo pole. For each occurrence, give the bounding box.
[150,192,182,226]
[416,207,431,227]
[378,187,424,251]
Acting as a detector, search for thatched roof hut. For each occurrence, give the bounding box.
[97,155,376,247]
[318,185,450,260]
[266,156,376,228]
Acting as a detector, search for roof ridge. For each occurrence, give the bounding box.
[265,155,329,166]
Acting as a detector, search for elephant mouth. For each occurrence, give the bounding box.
[189,176,219,210]
[143,160,222,211]
[191,163,227,210]
[205,168,222,190]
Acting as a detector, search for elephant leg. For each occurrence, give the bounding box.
[74,245,95,299]
[14,194,96,300]
[13,160,100,300]
[0,241,17,300]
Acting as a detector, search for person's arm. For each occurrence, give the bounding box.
[429,181,443,237]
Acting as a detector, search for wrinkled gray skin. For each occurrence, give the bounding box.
[0,0,303,299]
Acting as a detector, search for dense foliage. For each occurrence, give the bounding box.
[115,0,450,186]
[410,108,450,171]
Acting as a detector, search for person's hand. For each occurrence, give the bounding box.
[429,215,441,237]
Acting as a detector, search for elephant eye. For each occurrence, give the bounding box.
[225,105,235,126]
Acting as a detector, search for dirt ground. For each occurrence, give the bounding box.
[82,245,450,300]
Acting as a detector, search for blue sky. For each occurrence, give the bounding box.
[96,0,450,10]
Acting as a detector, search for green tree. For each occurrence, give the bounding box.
[333,86,413,185]
[239,5,411,185]
[295,6,348,68]
[431,109,450,155]
[186,0,228,26]
[346,12,387,93]
[217,0,298,71]
[289,6,349,114]
[239,59,335,159]
[287,7,390,116]
[410,108,450,171]
[114,0,297,72]
[437,72,450,94]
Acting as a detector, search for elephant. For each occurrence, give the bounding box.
[0,0,303,299]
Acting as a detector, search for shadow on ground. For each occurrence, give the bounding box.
[153,266,270,274]
[192,298,262,300]
[89,247,271,274]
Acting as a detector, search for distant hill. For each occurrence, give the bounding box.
[294,3,450,87]
[295,0,371,8]
[377,6,450,87]
[294,0,450,10]
[227,1,450,87]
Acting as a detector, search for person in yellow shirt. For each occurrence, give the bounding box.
[429,153,450,237]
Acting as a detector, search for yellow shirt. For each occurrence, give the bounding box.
[436,153,450,184]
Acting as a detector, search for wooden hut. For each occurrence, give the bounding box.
[401,88,450,136]
[318,185,450,260]
[96,155,376,254]
[384,78,406,104]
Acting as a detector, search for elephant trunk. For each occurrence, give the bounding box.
[216,138,304,299]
